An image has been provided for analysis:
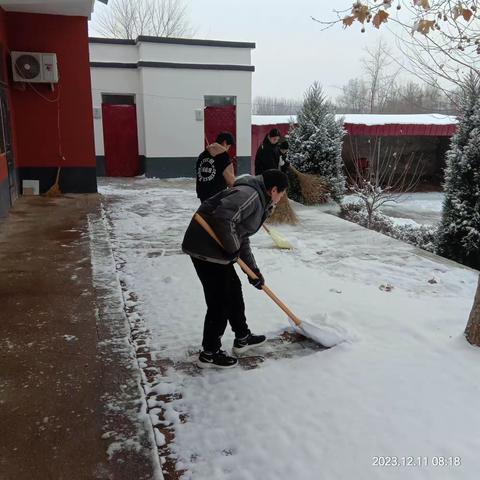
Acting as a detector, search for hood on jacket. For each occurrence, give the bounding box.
[262,135,278,148]
[234,174,270,209]
[206,143,228,157]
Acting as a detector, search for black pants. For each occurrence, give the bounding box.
[192,257,250,352]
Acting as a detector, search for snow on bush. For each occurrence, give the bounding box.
[392,224,437,254]
[340,202,437,253]
[288,82,346,203]
[436,76,480,270]
[340,202,393,234]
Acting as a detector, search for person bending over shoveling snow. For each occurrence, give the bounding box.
[182,169,289,368]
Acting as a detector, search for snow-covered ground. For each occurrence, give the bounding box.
[379,192,444,226]
[99,178,479,480]
[341,192,444,226]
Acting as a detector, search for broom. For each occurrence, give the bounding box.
[289,166,329,205]
[262,224,293,250]
[44,86,64,198]
[266,194,298,225]
[45,167,62,197]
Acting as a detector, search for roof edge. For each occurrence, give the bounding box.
[90,61,255,72]
[89,36,255,49]
[89,37,136,45]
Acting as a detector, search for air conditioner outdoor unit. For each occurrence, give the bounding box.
[11,52,59,83]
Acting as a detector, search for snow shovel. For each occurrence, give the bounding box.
[262,224,293,250]
[194,214,330,347]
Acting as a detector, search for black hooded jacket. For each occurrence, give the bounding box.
[255,136,281,175]
[196,143,231,201]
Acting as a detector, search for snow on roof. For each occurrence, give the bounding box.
[252,113,458,126]
[252,115,297,125]
[340,113,458,125]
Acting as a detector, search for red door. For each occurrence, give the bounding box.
[204,105,237,172]
[102,104,139,177]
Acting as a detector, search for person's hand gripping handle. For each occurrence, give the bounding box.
[193,213,302,326]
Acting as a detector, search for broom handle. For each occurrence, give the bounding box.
[194,214,302,326]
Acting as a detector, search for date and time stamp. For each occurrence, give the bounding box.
[372,456,462,468]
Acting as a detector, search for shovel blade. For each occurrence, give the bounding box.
[288,315,348,348]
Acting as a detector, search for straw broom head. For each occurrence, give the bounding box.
[290,166,329,205]
[267,194,298,225]
[44,167,62,197]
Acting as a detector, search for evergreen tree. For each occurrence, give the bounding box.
[288,82,346,202]
[437,75,480,270]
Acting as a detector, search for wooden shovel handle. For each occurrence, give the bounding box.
[194,214,302,326]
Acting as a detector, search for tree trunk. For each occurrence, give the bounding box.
[465,276,480,347]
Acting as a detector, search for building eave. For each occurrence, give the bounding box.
[89,36,256,49]
[0,0,106,17]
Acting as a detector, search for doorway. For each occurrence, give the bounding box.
[101,94,139,177]
[0,86,16,208]
[204,96,237,173]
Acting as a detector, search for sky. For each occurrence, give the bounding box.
[89,0,394,102]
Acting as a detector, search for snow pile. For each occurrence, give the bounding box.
[291,312,354,348]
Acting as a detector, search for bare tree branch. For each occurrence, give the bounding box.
[93,0,193,39]
[318,1,480,88]
[252,96,302,115]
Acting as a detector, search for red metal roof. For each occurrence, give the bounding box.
[251,115,458,137]
[343,123,457,137]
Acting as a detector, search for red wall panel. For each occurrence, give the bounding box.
[0,154,6,180]
[102,104,139,177]
[251,120,457,177]
[0,7,11,182]
[205,105,237,172]
[6,12,95,168]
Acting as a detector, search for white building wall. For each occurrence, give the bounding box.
[141,67,251,158]
[89,39,254,177]
[90,43,138,63]
[138,42,251,65]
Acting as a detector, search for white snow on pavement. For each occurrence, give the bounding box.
[99,178,479,480]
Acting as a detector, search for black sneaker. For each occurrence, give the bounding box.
[197,350,238,369]
[232,334,267,355]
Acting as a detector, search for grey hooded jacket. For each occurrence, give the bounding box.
[182,175,273,270]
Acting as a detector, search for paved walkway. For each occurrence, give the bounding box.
[0,195,162,480]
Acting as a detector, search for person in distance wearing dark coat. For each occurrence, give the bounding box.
[255,128,281,175]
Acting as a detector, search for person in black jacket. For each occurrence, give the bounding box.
[254,128,281,175]
[196,132,236,202]
[182,170,289,369]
